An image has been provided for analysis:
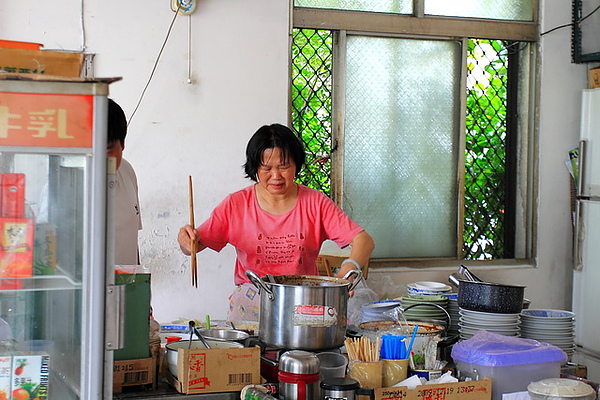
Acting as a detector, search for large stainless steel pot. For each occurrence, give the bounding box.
[246,269,362,351]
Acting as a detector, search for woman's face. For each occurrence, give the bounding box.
[257,147,297,196]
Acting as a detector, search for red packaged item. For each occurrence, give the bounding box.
[1,174,25,219]
[0,218,34,289]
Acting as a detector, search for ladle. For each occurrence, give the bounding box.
[189,320,211,349]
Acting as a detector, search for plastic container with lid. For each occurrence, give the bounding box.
[528,378,596,400]
[451,330,568,400]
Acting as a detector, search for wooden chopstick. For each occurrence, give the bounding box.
[189,175,197,288]
[344,337,381,362]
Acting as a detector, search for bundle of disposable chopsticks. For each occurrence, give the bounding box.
[344,336,381,362]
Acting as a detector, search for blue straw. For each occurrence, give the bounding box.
[400,337,406,359]
[406,324,419,357]
[380,334,408,359]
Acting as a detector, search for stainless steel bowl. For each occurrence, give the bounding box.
[198,328,250,342]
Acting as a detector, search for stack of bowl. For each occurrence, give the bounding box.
[458,308,521,340]
[519,309,576,359]
[445,293,460,337]
[402,281,453,330]
[400,295,449,323]
[407,281,453,296]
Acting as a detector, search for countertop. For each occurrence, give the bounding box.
[114,380,241,400]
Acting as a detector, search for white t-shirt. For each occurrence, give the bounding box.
[114,158,142,265]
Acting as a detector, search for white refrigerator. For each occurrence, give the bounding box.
[573,87,600,382]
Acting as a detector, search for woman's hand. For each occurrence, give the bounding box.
[335,231,375,278]
[335,230,375,296]
[178,225,200,255]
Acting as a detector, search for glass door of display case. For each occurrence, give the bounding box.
[0,77,117,399]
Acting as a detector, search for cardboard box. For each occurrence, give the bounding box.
[10,354,50,400]
[0,47,83,77]
[590,67,600,89]
[33,223,57,275]
[167,346,261,394]
[374,377,492,400]
[0,174,25,218]
[113,357,156,394]
[0,356,11,399]
[0,218,34,289]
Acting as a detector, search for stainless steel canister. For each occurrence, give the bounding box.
[278,350,320,400]
[246,270,362,350]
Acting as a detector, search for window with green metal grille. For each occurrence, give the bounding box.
[291,29,514,260]
[291,29,334,196]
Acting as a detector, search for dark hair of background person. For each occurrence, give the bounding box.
[243,123,306,182]
[107,98,128,146]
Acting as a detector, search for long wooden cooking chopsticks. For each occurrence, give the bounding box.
[189,175,198,288]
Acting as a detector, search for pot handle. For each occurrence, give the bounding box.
[458,265,483,282]
[246,270,274,300]
[448,273,462,288]
[343,269,363,292]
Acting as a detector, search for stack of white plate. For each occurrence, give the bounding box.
[519,309,576,359]
[400,294,449,323]
[360,300,401,323]
[407,281,453,296]
[446,293,460,337]
[459,308,521,340]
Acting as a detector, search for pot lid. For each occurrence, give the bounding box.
[279,350,320,374]
[320,377,360,390]
[528,378,595,398]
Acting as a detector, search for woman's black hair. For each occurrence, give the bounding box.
[243,124,306,182]
[107,98,127,146]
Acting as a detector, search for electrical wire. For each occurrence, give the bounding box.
[128,6,181,127]
[80,0,87,53]
[188,13,193,84]
[540,2,600,36]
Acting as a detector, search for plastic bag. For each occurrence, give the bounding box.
[347,279,379,326]
[451,330,568,367]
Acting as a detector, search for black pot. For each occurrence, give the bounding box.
[456,279,526,314]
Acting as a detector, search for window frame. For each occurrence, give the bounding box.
[291,4,540,269]
[293,7,539,42]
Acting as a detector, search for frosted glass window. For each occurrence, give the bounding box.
[294,0,412,14]
[343,36,461,258]
[425,0,534,21]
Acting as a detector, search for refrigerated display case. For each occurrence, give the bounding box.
[0,76,119,399]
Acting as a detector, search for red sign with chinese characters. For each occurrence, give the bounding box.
[0,92,94,148]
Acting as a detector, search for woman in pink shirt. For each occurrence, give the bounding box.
[178,124,374,322]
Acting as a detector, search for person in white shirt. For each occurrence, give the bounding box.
[107,98,142,265]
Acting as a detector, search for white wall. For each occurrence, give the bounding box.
[0,0,591,324]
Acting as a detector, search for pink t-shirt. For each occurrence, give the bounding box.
[198,184,364,285]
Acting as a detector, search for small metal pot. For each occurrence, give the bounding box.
[321,377,375,400]
[198,328,250,343]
